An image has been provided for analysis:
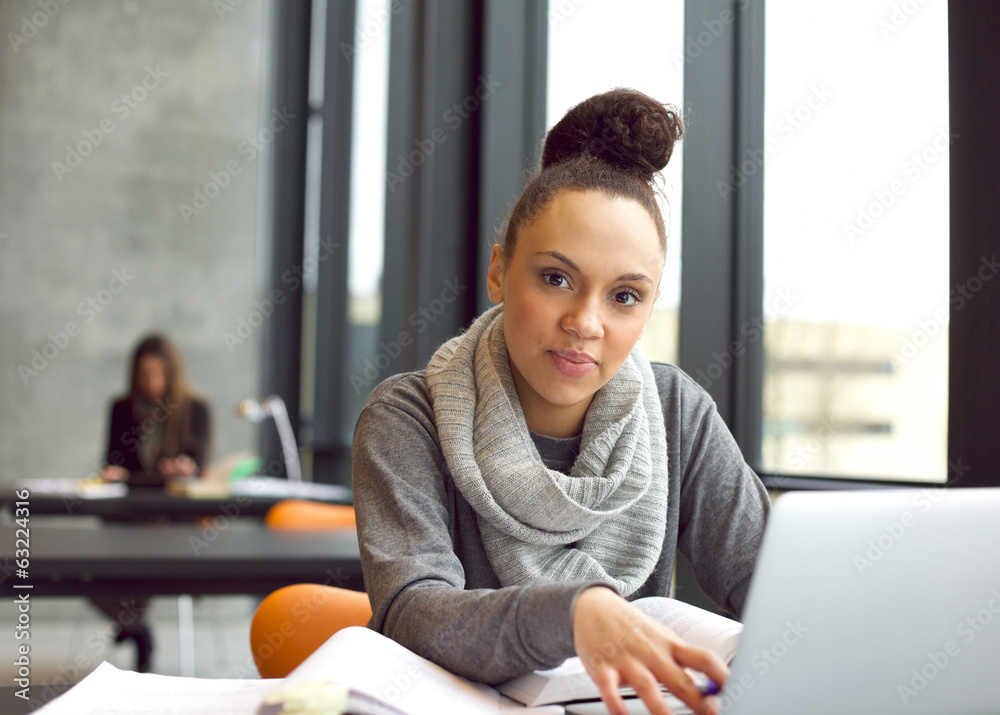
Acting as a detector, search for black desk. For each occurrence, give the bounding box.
[0,482,351,521]
[0,523,363,598]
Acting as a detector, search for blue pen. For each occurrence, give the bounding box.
[698,678,719,696]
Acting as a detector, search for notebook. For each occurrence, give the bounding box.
[722,486,1000,714]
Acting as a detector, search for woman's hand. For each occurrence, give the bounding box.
[100,465,129,482]
[572,586,728,715]
[157,455,198,478]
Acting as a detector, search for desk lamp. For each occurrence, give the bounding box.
[237,395,303,483]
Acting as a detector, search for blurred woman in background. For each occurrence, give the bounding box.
[101,333,210,484]
[97,333,211,671]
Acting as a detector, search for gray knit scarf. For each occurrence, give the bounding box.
[426,304,668,597]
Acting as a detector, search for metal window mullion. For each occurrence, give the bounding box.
[260,0,311,478]
[311,0,356,465]
[730,0,766,467]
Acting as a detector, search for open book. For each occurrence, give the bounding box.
[31,598,735,714]
[31,627,559,715]
[497,597,743,707]
[261,626,560,715]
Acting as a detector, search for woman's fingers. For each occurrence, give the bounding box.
[573,588,726,715]
[620,664,675,715]
[589,664,630,715]
[672,640,730,692]
[101,465,128,482]
[631,640,722,715]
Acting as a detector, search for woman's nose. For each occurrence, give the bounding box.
[561,295,604,339]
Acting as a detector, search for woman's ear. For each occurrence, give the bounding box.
[486,244,506,304]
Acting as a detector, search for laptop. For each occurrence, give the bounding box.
[568,486,1000,715]
[721,486,1000,714]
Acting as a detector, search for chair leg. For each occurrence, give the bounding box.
[178,594,196,676]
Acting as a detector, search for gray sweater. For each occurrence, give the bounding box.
[352,362,770,684]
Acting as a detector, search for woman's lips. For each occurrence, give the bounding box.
[548,349,597,378]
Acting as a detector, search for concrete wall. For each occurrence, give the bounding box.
[0,0,271,483]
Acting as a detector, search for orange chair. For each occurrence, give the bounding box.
[250,584,372,678]
[252,499,369,678]
[264,499,356,530]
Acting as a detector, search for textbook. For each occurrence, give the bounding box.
[30,602,731,714]
[31,627,559,715]
[260,626,560,715]
[497,597,742,707]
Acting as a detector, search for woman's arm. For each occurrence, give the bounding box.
[353,387,594,683]
[102,399,139,479]
[667,368,771,617]
[184,398,211,468]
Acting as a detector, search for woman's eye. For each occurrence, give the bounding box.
[614,291,640,306]
[543,273,567,288]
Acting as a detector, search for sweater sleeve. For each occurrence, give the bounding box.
[352,383,600,684]
[667,369,770,618]
[105,398,141,473]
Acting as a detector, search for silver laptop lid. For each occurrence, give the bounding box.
[724,487,1000,715]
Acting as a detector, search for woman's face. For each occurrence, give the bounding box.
[136,354,169,402]
[487,189,663,437]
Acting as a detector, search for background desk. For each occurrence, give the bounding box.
[0,482,351,521]
[0,523,363,598]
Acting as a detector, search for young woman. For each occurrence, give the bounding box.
[101,333,210,484]
[350,89,770,715]
[97,333,210,671]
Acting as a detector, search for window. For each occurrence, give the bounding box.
[761,0,950,482]
[343,0,391,426]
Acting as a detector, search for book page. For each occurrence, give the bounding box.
[281,626,561,715]
[498,597,742,706]
[32,661,277,715]
[631,597,743,663]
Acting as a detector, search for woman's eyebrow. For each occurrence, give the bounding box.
[534,250,654,285]
[535,250,579,271]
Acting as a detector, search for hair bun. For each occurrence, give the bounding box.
[541,88,683,182]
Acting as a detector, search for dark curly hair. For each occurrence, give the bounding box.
[500,88,684,257]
